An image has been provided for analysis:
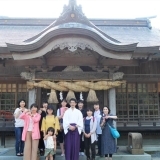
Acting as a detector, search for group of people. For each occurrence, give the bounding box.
[14,98,118,160]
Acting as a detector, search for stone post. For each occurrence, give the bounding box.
[28,72,36,108]
[109,79,117,145]
[108,69,123,145]
[20,71,36,108]
[108,88,116,127]
[28,89,36,108]
[108,69,117,128]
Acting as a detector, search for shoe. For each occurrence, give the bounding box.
[81,152,85,156]
[61,154,65,156]
[16,153,21,156]
[40,149,44,156]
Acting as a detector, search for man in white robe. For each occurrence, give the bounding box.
[63,98,83,160]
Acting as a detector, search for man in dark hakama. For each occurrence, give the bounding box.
[63,98,83,160]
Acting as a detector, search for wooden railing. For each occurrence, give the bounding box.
[0,117,14,147]
[0,110,14,121]
[117,118,160,131]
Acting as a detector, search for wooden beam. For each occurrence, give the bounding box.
[0,77,26,82]
[35,71,109,80]
[124,75,160,82]
[4,58,139,67]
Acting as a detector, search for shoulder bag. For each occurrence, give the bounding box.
[107,123,120,139]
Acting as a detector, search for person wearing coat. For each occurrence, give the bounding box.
[83,108,97,160]
[19,103,41,160]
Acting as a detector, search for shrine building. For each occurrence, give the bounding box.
[0,0,160,144]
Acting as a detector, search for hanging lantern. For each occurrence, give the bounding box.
[87,89,99,102]
[66,90,76,103]
[48,89,59,104]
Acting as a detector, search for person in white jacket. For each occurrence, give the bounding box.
[83,108,97,160]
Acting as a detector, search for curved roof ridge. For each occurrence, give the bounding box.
[6,26,138,53]
[6,0,139,53]
[24,0,120,44]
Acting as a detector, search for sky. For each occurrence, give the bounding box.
[0,0,160,29]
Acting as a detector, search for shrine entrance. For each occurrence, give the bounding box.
[41,88,105,111]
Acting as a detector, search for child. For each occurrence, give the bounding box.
[83,108,97,160]
[44,127,56,160]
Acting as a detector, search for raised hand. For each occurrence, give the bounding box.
[105,116,109,119]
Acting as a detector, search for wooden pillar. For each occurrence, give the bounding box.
[36,88,41,108]
[104,90,108,106]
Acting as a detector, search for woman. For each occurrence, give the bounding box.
[14,99,27,156]
[41,105,60,137]
[57,99,68,156]
[100,106,118,160]
[38,101,48,156]
[19,103,41,160]
[83,108,97,160]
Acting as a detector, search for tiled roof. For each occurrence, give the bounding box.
[0,25,44,46]
[99,26,160,47]
[0,18,160,47]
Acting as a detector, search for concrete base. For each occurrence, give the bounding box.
[113,146,151,160]
[127,146,144,154]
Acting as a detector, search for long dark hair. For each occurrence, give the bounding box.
[102,106,111,114]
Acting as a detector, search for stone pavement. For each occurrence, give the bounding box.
[0,146,160,160]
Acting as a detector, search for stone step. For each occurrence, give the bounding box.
[113,153,151,160]
[0,147,156,160]
[0,155,153,160]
